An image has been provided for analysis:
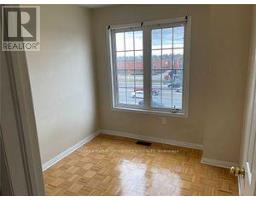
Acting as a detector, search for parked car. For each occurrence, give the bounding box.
[176,88,182,93]
[131,90,144,98]
[131,89,160,98]
[167,82,181,89]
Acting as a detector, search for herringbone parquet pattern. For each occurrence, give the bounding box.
[44,134,238,196]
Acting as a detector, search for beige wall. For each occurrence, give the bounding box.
[26,5,98,164]
[92,5,210,145]
[25,5,252,165]
[92,5,251,163]
[202,6,251,163]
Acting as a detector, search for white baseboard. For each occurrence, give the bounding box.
[201,157,238,168]
[42,129,236,171]
[42,131,100,171]
[99,129,203,150]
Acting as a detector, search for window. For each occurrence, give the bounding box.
[108,17,191,117]
[114,30,144,106]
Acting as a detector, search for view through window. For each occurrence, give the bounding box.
[110,17,190,115]
[115,31,144,106]
[151,25,184,109]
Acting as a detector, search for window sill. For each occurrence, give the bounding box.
[112,106,188,118]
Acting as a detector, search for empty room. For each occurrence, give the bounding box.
[2,1,256,197]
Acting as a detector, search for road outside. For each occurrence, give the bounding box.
[117,72,182,109]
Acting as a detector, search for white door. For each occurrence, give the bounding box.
[239,87,256,195]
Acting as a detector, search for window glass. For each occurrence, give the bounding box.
[111,19,188,115]
[114,30,144,106]
[151,25,185,110]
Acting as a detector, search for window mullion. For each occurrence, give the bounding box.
[143,27,151,110]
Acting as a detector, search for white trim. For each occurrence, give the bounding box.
[109,23,141,30]
[106,26,116,110]
[42,129,241,173]
[1,8,44,194]
[112,106,187,118]
[183,16,191,118]
[42,131,100,171]
[143,16,187,26]
[109,17,187,29]
[99,129,203,150]
[238,176,242,196]
[201,157,238,168]
[246,161,252,185]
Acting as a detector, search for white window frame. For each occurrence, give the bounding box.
[107,16,191,118]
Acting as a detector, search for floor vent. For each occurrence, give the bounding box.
[136,140,152,146]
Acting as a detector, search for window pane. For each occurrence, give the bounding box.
[125,51,134,74]
[116,52,125,88]
[173,89,182,109]
[125,32,134,51]
[116,51,126,104]
[114,29,144,107]
[135,51,144,105]
[151,68,162,108]
[162,69,172,87]
[118,87,126,104]
[161,69,172,108]
[162,28,172,49]
[117,73,125,88]
[151,25,185,110]
[125,51,135,105]
[152,29,161,49]
[115,32,124,51]
[127,87,136,105]
[116,52,125,70]
[135,50,143,75]
[173,49,184,69]
[173,26,184,48]
[169,69,183,109]
[162,49,172,70]
[126,66,135,89]
[132,89,144,105]
[152,50,161,70]
[162,89,172,108]
[167,69,183,90]
[134,31,143,50]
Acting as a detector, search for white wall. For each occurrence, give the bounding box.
[26,5,98,164]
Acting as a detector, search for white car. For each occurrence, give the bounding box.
[131,90,144,98]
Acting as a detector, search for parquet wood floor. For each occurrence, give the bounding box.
[44,134,238,196]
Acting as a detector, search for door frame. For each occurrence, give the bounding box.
[239,5,256,196]
[0,5,45,195]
